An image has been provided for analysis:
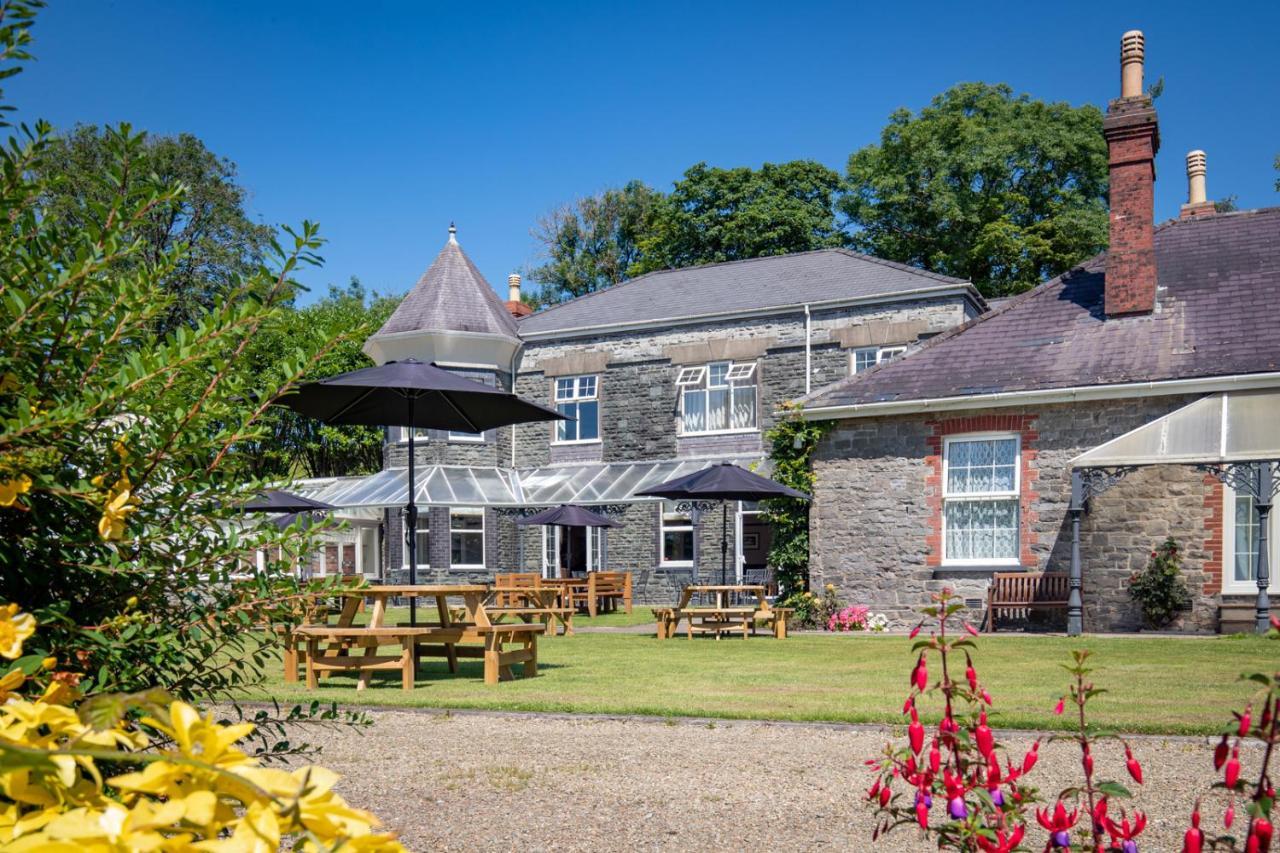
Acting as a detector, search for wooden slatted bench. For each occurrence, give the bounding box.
[754,606,794,639]
[297,627,437,691]
[586,571,633,617]
[652,607,678,639]
[681,606,757,640]
[984,572,1071,632]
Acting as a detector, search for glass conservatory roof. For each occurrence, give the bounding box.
[1071,390,1280,469]
[295,456,761,509]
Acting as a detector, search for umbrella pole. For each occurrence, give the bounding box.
[721,501,729,586]
[406,396,418,628]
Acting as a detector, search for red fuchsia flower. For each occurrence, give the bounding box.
[1238,704,1252,737]
[1214,735,1230,770]
[938,713,960,749]
[1248,818,1273,853]
[1092,797,1110,837]
[964,621,979,637]
[975,826,1025,853]
[965,653,978,692]
[1081,742,1094,777]
[943,770,969,820]
[981,688,993,706]
[908,706,925,755]
[1036,801,1079,850]
[866,779,880,801]
[914,790,932,828]
[985,757,1005,807]
[909,621,924,639]
[1022,740,1040,774]
[975,710,995,757]
[913,654,928,691]
[1104,809,1148,853]
[1225,745,1242,788]
[1124,745,1144,784]
[1225,803,1236,829]
[1182,802,1205,853]
[1053,697,1065,715]
[928,738,941,773]
[879,784,892,808]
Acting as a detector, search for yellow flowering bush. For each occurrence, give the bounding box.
[0,605,405,851]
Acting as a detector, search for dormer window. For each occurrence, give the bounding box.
[679,360,757,435]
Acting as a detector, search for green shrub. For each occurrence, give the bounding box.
[1128,537,1192,629]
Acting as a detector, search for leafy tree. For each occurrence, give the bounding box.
[841,82,1109,297]
[634,160,845,274]
[527,180,659,307]
[36,124,274,334]
[243,278,397,478]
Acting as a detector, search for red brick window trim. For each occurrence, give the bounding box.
[1201,474,1224,595]
[924,415,1040,568]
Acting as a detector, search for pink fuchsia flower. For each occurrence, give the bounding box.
[1104,809,1148,853]
[913,655,928,692]
[1247,818,1272,853]
[1053,697,1065,715]
[1021,740,1040,774]
[1214,735,1230,770]
[908,706,924,755]
[1036,801,1079,850]
[1225,745,1242,788]
[943,770,969,820]
[1182,802,1205,853]
[975,709,994,757]
[975,826,1024,853]
[1238,704,1252,737]
[1124,745,1144,784]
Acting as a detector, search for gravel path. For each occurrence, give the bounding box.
[291,708,1250,852]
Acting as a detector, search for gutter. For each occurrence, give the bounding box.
[519,284,983,342]
[804,303,812,395]
[799,372,1280,420]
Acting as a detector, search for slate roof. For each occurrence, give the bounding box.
[371,232,520,340]
[803,207,1280,411]
[517,248,975,335]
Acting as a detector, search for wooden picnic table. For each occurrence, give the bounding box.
[653,584,791,640]
[285,584,542,688]
[485,586,574,636]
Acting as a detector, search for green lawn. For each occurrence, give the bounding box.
[247,631,1279,736]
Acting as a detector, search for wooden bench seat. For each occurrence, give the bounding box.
[984,572,1070,632]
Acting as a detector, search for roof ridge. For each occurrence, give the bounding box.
[521,246,974,325]
[797,254,1099,405]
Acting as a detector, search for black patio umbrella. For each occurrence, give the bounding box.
[516,504,622,577]
[243,489,336,513]
[515,504,621,529]
[636,462,809,585]
[275,358,565,623]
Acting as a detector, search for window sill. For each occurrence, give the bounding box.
[678,429,759,438]
[450,564,486,570]
[551,439,602,447]
[935,564,1025,576]
[660,562,694,568]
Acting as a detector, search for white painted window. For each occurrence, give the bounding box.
[447,430,484,443]
[403,515,429,570]
[449,508,485,567]
[1223,481,1280,593]
[395,427,430,443]
[942,435,1020,564]
[679,360,757,435]
[675,366,706,386]
[660,501,695,565]
[851,345,907,374]
[554,375,600,443]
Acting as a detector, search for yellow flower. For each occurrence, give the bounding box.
[0,667,24,701]
[97,477,139,542]
[0,604,36,659]
[0,474,32,508]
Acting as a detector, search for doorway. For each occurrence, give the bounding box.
[542,525,606,578]
[735,501,774,587]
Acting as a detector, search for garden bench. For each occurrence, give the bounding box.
[494,572,542,606]
[681,606,757,639]
[586,571,632,616]
[754,606,793,639]
[486,586,574,636]
[983,572,1071,632]
[296,626,437,691]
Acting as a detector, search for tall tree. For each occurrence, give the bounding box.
[36,124,274,332]
[242,278,397,478]
[527,180,659,307]
[633,160,845,274]
[840,82,1109,297]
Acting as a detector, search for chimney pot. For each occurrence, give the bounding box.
[507,273,522,303]
[1120,30,1145,97]
[1186,150,1207,204]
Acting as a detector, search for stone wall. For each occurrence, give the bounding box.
[810,396,1220,632]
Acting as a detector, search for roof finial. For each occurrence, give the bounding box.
[447,221,457,245]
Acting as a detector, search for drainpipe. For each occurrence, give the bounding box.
[509,349,519,468]
[803,303,812,396]
[1067,470,1084,636]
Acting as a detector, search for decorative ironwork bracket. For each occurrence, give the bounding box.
[1193,462,1280,502]
[675,500,722,515]
[1076,466,1139,503]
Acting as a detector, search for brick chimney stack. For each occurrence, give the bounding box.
[1180,150,1216,219]
[1103,30,1161,317]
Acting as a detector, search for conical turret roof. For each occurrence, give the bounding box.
[372,225,520,340]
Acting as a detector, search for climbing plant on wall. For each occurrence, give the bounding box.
[760,402,833,596]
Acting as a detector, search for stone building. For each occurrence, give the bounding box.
[798,31,1280,633]
[303,227,986,600]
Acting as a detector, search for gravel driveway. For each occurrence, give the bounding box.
[296,708,1245,852]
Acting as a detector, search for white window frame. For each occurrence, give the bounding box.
[402,514,430,570]
[395,427,431,443]
[678,360,758,437]
[449,507,485,568]
[675,366,706,386]
[447,430,485,443]
[552,375,601,445]
[1222,483,1280,594]
[659,501,695,566]
[850,345,907,374]
[940,433,1022,567]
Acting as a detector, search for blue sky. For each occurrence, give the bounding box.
[13,0,1279,304]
